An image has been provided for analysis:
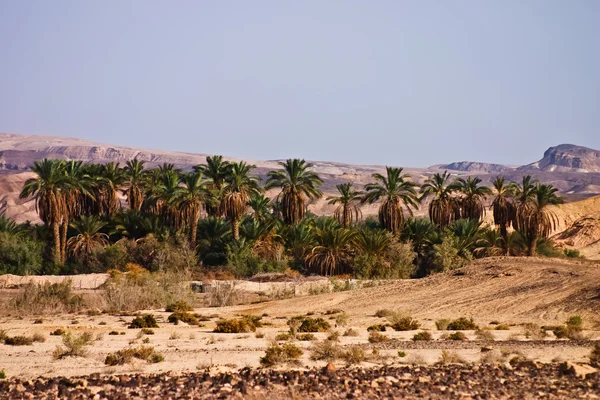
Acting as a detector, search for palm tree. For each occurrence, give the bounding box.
[98,162,126,216]
[19,159,70,265]
[327,183,363,228]
[196,216,232,265]
[362,167,420,234]
[67,216,109,261]
[420,171,458,228]
[194,155,231,217]
[265,159,323,225]
[515,183,564,256]
[511,175,537,234]
[0,214,24,237]
[145,168,182,229]
[490,176,515,252]
[282,221,316,266]
[401,217,436,258]
[61,160,92,264]
[305,227,356,276]
[452,176,492,221]
[247,193,272,223]
[123,159,147,211]
[178,172,209,246]
[221,161,261,240]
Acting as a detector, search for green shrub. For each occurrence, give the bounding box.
[52,331,94,359]
[398,351,407,358]
[105,345,164,366]
[168,312,199,325]
[447,317,478,330]
[412,331,433,341]
[368,331,390,343]
[446,332,467,341]
[0,232,43,276]
[563,249,581,258]
[129,314,159,329]
[297,318,331,333]
[260,343,303,367]
[297,333,316,341]
[165,301,194,313]
[4,335,33,346]
[435,319,450,330]
[566,315,583,332]
[367,324,386,332]
[0,370,5,379]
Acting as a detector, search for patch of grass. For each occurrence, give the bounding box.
[412,331,433,341]
[439,350,466,364]
[495,324,510,331]
[475,329,495,341]
[214,316,262,333]
[335,313,349,326]
[53,331,94,359]
[447,317,478,330]
[4,335,33,346]
[168,311,199,326]
[255,332,265,339]
[367,324,386,332]
[260,343,303,367]
[343,328,359,337]
[129,314,159,329]
[105,345,164,366]
[297,333,316,341]
[50,329,66,336]
[523,323,546,340]
[368,331,390,343]
[0,370,5,379]
[341,345,366,364]
[32,332,46,343]
[8,280,84,315]
[398,350,407,358]
[275,333,292,341]
[141,328,155,335]
[435,319,450,330]
[375,309,394,318]
[33,319,44,324]
[169,331,181,340]
[327,330,341,341]
[165,300,193,313]
[309,340,341,361]
[446,332,468,341]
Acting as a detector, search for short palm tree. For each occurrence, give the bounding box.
[221,161,261,240]
[67,216,109,261]
[452,176,492,221]
[19,159,70,265]
[265,159,323,225]
[490,176,515,252]
[327,183,363,228]
[194,155,232,217]
[305,227,356,276]
[362,167,420,234]
[354,228,390,256]
[123,159,147,211]
[247,193,272,223]
[178,172,209,246]
[0,214,24,237]
[420,171,458,228]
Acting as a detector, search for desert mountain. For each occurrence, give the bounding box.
[432,161,514,174]
[519,144,600,173]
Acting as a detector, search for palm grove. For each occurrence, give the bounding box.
[0,157,568,277]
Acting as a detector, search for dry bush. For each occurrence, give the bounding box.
[309,340,341,361]
[260,342,303,367]
[343,328,359,337]
[335,313,349,326]
[405,354,427,365]
[341,345,367,364]
[4,335,33,346]
[327,330,341,341]
[128,314,159,329]
[168,312,199,325]
[53,331,94,359]
[368,331,390,343]
[141,328,154,335]
[255,332,265,339]
[475,329,495,341]
[292,317,330,333]
[214,316,262,333]
[165,300,193,313]
[495,324,510,331]
[446,332,468,341]
[50,329,65,336]
[590,344,600,366]
[7,280,84,315]
[522,323,546,340]
[439,350,466,364]
[388,315,420,331]
[297,333,316,341]
[367,324,387,332]
[275,333,292,341]
[480,350,503,364]
[375,309,394,318]
[208,282,241,307]
[412,331,433,341]
[435,319,450,330]
[103,268,195,312]
[447,317,478,330]
[32,332,46,343]
[105,345,164,366]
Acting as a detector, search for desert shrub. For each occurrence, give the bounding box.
[412,331,433,341]
[388,313,420,331]
[475,330,495,341]
[375,309,393,318]
[495,324,510,331]
[260,343,303,367]
[553,326,568,339]
[103,267,195,312]
[522,323,546,340]
[129,314,159,329]
[309,340,341,361]
[335,313,349,326]
[53,331,94,359]
[255,332,265,339]
[4,335,33,346]
[398,351,407,357]
[50,329,66,336]
[590,344,600,366]
[214,316,262,333]
[341,345,367,364]
[0,232,44,275]
[343,328,359,337]
[168,312,199,325]
[105,345,164,366]
[0,370,5,379]
[327,330,341,341]
[353,237,416,279]
[535,238,562,258]
[446,332,468,341]
[8,280,84,315]
[165,301,194,313]
[447,317,478,330]
[226,239,288,278]
[367,324,387,332]
[368,331,390,343]
[563,248,581,258]
[141,328,155,335]
[297,333,316,341]
[32,333,46,343]
[439,350,466,364]
[33,318,44,324]
[566,315,583,332]
[435,319,450,330]
[108,331,120,335]
[275,333,292,341]
[431,235,468,272]
[208,282,242,307]
[297,317,331,333]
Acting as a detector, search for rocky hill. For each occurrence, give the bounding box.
[432,161,514,174]
[519,144,600,173]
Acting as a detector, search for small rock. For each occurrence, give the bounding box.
[324,362,336,375]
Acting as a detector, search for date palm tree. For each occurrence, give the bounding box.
[177,172,209,246]
[19,159,70,265]
[327,183,363,228]
[265,159,323,225]
[247,193,272,223]
[305,227,356,276]
[452,176,492,221]
[145,168,182,230]
[123,159,147,212]
[490,176,515,252]
[420,171,458,228]
[67,216,109,261]
[221,161,261,240]
[194,155,231,217]
[362,167,420,234]
[98,162,126,216]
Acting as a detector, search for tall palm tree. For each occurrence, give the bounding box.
[123,159,147,211]
[451,176,492,221]
[67,216,109,261]
[194,155,231,217]
[145,168,182,229]
[490,176,515,252]
[177,172,209,246]
[19,159,70,265]
[61,160,92,264]
[221,161,261,240]
[420,171,458,228]
[98,162,126,216]
[362,167,420,234]
[305,227,356,276]
[327,183,363,228]
[265,159,323,225]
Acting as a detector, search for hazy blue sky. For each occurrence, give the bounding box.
[1,1,598,167]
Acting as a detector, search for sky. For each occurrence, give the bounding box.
[0,1,599,167]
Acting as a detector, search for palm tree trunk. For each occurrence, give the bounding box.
[232,218,239,241]
[60,218,68,264]
[500,225,509,256]
[190,211,199,246]
[343,206,350,228]
[527,234,537,256]
[52,222,62,265]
